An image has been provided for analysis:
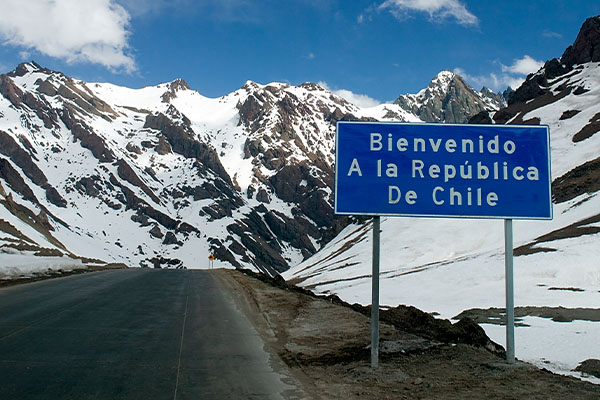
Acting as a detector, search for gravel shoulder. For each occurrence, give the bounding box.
[213,268,600,400]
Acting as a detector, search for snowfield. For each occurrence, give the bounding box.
[284,200,600,382]
[0,253,85,280]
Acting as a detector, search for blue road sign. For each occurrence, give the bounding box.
[335,122,552,219]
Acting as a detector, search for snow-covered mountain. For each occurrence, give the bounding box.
[284,15,600,380]
[394,70,507,123]
[2,40,506,278]
[0,62,425,277]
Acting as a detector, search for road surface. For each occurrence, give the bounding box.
[0,269,303,399]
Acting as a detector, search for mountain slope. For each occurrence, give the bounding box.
[0,65,421,276]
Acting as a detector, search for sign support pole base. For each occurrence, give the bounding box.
[371,216,380,369]
[505,219,515,363]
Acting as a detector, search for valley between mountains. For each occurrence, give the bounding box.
[1,13,600,387]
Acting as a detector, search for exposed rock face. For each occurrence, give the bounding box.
[154,135,172,155]
[60,106,114,162]
[575,359,600,378]
[467,110,493,124]
[223,81,370,273]
[506,59,569,106]
[0,158,39,205]
[552,157,600,203]
[561,16,600,67]
[161,79,190,103]
[573,112,600,142]
[0,74,25,107]
[508,16,600,107]
[149,225,163,238]
[488,15,600,132]
[0,73,59,130]
[144,107,232,185]
[394,71,506,123]
[162,231,182,246]
[116,159,161,204]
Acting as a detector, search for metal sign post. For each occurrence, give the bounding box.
[505,219,515,363]
[371,216,380,369]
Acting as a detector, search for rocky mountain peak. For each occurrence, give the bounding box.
[561,15,600,67]
[480,86,495,97]
[298,82,325,91]
[394,70,505,123]
[241,80,262,92]
[169,78,190,91]
[507,15,600,106]
[427,70,455,93]
[161,78,191,103]
[7,61,52,77]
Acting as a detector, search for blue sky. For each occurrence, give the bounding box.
[0,1,597,106]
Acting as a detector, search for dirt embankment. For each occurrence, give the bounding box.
[214,268,600,400]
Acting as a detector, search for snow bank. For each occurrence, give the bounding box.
[0,252,86,279]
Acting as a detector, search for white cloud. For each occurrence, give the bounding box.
[542,30,563,39]
[379,0,478,26]
[0,0,135,73]
[454,55,544,92]
[318,82,381,108]
[117,0,175,17]
[501,55,544,76]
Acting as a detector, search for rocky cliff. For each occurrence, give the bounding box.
[394,70,506,123]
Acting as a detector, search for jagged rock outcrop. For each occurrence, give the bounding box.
[0,158,39,205]
[144,107,232,185]
[0,130,66,207]
[60,106,114,162]
[394,71,506,123]
[488,16,600,129]
[561,16,600,67]
[116,159,160,204]
[508,15,600,107]
[161,79,190,103]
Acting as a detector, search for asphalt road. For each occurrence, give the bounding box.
[0,269,302,399]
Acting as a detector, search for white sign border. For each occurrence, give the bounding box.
[334,121,553,221]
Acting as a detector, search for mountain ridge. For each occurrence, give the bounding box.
[0,63,423,275]
[0,58,537,276]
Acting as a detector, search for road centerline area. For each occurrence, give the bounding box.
[173,294,188,400]
[0,269,302,399]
